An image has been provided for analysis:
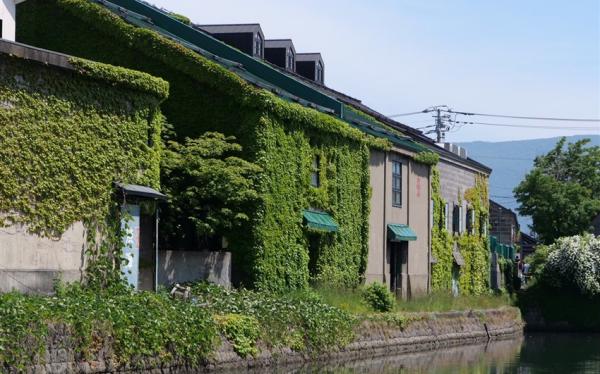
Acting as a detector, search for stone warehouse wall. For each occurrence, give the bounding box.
[437,159,477,211]
[17,308,522,373]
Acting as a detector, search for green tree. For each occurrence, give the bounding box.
[514,137,600,244]
[160,130,261,250]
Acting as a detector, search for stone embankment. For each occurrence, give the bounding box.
[21,307,523,373]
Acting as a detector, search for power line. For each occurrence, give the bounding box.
[454,120,599,130]
[471,155,534,161]
[387,110,430,118]
[446,109,600,122]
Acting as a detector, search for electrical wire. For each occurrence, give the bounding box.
[469,155,534,161]
[387,110,431,118]
[445,109,600,122]
[454,120,599,131]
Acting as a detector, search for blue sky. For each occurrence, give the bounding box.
[149,0,599,142]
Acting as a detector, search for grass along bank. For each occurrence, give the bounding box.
[315,284,513,314]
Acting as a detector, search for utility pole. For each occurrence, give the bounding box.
[435,108,443,143]
[423,105,450,143]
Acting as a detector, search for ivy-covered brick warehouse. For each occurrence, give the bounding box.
[15,0,400,291]
[0,39,168,293]
[12,0,493,296]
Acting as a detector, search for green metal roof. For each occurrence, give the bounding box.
[99,0,343,115]
[387,224,417,242]
[303,210,339,232]
[94,0,429,154]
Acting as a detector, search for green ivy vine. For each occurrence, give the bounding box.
[0,48,167,293]
[0,54,165,243]
[457,174,491,295]
[430,164,454,290]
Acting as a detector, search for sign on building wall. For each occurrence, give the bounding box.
[121,204,140,289]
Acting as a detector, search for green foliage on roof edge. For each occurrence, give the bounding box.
[16,0,374,290]
[69,57,170,99]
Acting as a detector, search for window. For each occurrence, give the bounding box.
[311,155,320,187]
[466,209,475,234]
[453,205,464,234]
[316,61,323,82]
[254,34,263,57]
[392,161,402,207]
[480,216,487,237]
[287,50,294,70]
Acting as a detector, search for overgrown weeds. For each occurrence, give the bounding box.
[0,283,217,370]
[189,283,356,353]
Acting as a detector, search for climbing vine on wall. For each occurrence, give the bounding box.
[458,174,490,295]
[428,154,490,295]
[0,54,165,284]
[17,0,381,291]
[246,113,372,290]
[430,164,454,290]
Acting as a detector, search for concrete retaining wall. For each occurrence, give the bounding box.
[17,307,523,373]
[157,250,231,287]
[0,223,86,295]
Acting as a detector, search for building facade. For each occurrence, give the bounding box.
[0,39,167,293]
[11,0,492,296]
[366,147,431,298]
[489,200,520,247]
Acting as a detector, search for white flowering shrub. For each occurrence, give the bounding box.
[542,234,600,296]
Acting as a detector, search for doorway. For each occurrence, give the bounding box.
[390,241,408,298]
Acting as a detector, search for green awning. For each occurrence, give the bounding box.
[453,249,465,267]
[303,210,339,232]
[387,224,417,242]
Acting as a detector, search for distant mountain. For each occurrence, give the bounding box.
[458,134,600,235]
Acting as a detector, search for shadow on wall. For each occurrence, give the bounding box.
[158,250,231,288]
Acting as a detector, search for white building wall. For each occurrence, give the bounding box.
[0,0,16,42]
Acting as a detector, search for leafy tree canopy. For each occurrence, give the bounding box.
[540,234,600,296]
[160,128,261,250]
[514,137,600,244]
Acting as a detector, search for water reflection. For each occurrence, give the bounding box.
[295,338,521,374]
[243,333,600,373]
[516,334,600,374]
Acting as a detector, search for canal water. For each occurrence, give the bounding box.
[254,333,600,373]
